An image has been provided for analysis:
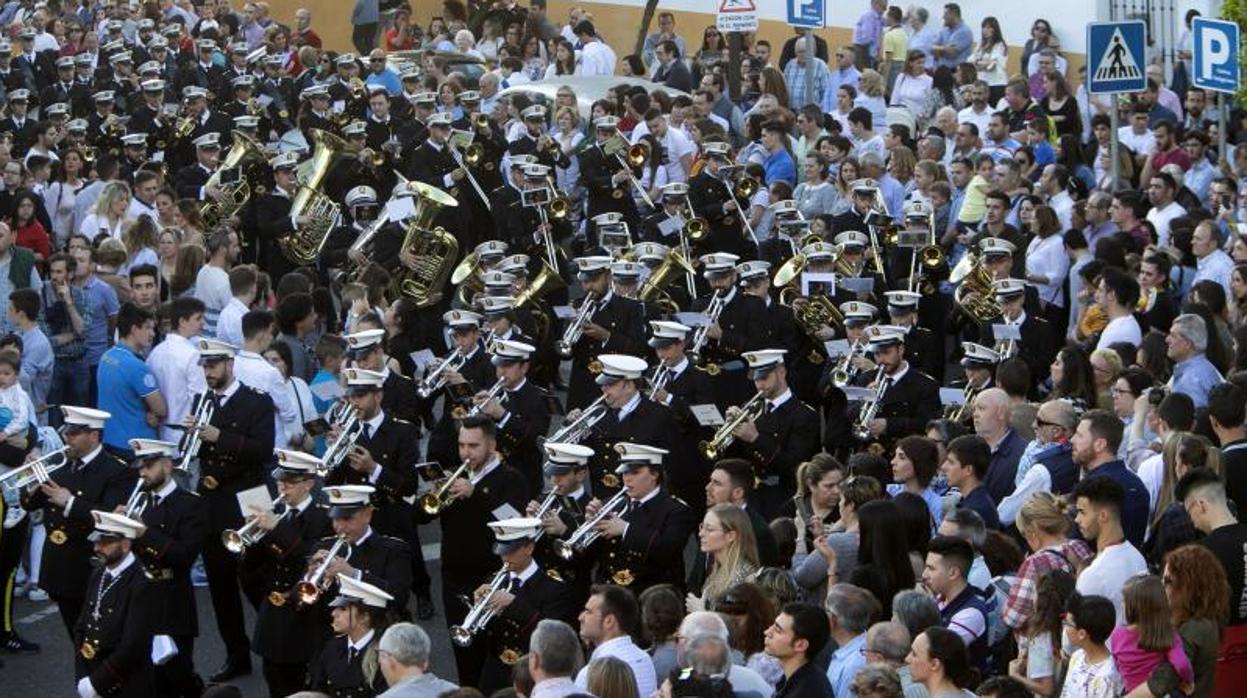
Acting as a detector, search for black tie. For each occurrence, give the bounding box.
[145,492,157,510]
[508,575,521,592]
[348,647,359,663]
[627,499,640,515]
[364,423,373,440]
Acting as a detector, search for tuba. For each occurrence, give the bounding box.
[388,181,460,306]
[513,260,566,309]
[637,248,694,306]
[950,253,1001,324]
[773,252,844,338]
[278,129,354,266]
[199,131,267,228]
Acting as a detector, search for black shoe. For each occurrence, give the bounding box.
[0,632,39,653]
[416,592,435,620]
[208,657,252,682]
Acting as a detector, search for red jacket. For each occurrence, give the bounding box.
[12,219,49,261]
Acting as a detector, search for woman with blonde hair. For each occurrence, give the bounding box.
[120,215,160,274]
[157,227,183,298]
[689,503,759,612]
[79,180,132,242]
[1145,432,1222,565]
[854,70,889,135]
[585,655,638,698]
[1088,348,1123,410]
[1003,491,1093,631]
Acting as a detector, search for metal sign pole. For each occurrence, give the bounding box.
[1110,94,1120,192]
[804,29,815,107]
[1218,92,1227,170]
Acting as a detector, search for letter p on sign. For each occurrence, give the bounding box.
[1200,28,1230,81]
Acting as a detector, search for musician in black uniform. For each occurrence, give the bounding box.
[258,54,297,134]
[884,290,945,383]
[126,438,209,697]
[297,84,340,141]
[395,90,435,147]
[578,115,640,231]
[309,484,412,611]
[308,571,392,697]
[979,278,1055,385]
[38,55,78,111]
[327,122,393,204]
[823,328,942,460]
[564,255,648,410]
[474,517,579,693]
[469,339,552,493]
[416,416,529,686]
[633,241,694,311]
[240,151,302,284]
[118,132,152,183]
[0,89,39,154]
[582,353,685,497]
[173,131,221,199]
[479,295,535,347]
[20,405,134,637]
[528,442,596,602]
[646,320,715,511]
[191,338,276,682]
[739,259,827,403]
[221,75,270,136]
[584,442,695,595]
[508,104,571,172]
[608,260,662,321]
[638,181,692,245]
[175,84,234,169]
[405,110,473,236]
[688,140,758,260]
[426,310,495,469]
[245,449,333,698]
[691,253,773,408]
[177,38,227,97]
[344,326,423,429]
[73,511,157,698]
[489,156,533,243]
[947,343,1000,425]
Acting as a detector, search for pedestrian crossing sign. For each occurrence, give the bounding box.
[1087,21,1148,94]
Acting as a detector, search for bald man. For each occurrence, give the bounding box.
[971,387,1027,503]
[997,400,1079,526]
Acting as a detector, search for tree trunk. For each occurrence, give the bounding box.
[634,0,661,57]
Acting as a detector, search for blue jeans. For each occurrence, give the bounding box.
[48,357,88,427]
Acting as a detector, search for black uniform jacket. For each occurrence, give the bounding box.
[565,291,647,410]
[593,486,695,593]
[728,393,821,492]
[311,528,413,611]
[823,365,941,455]
[308,633,388,698]
[74,559,157,698]
[418,460,530,582]
[21,447,134,599]
[586,395,684,496]
[494,378,554,491]
[251,501,334,664]
[133,486,208,637]
[325,410,419,543]
[195,382,277,529]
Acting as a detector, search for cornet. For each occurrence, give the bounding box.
[557,292,598,357]
[421,458,471,515]
[547,396,607,444]
[852,374,892,441]
[0,447,69,491]
[123,479,148,519]
[555,490,629,559]
[296,534,351,605]
[450,566,508,646]
[178,393,216,471]
[321,407,362,475]
[222,497,292,554]
[461,377,506,419]
[417,351,468,398]
[699,392,767,460]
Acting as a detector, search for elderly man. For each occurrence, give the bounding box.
[863,622,924,698]
[1192,220,1235,293]
[971,388,1026,504]
[376,623,459,697]
[997,400,1079,526]
[825,584,880,697]
[292,8,321,47]
[641,11,688,67]
[678,611,775,696]
[528,619,585,698]
[783,41,831,110]
[1166,313,1223,408]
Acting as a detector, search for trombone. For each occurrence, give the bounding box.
[557,291,598,357]
[699,392,767,460]
[450,565,508,646]
[726,171,760,245]
[555,490,629,559]
[0,447,69,491]
[295,534,351,605]
[223,496,292,554]
[421,458,471,515]
[688,290,727,370]
[447,131,492,211]
[602,132,653,208]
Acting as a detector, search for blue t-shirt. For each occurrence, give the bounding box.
[80,276,120,366]
[97,343,159,448]
[764,148,797,187]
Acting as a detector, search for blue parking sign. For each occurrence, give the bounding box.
[1193,17,1240,94]
[787,0,823,28]
[1086,21,1147,94]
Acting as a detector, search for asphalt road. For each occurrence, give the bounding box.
[3,518,462,697]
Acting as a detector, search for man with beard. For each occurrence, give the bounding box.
[1070,409,1149,548]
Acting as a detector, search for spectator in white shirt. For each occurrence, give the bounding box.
[233,309,301,450]
[1145,171,1187,248]
[215,265,258,351]
[575,585,657,696]
[1191,220,1235,294]
[1039,164,1075,231]
[1117,106,1157,160]
[1071,476,1148,624]
[146,296,209,442]
[528,619,585,698]
[574,20,616,77]
[1025,205,1070,312]
[633,109,695,184]
[1095,267,1143,351]
[194,228,240,338]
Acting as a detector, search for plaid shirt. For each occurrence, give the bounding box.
[1002,539,1094,630]
[37,284,90,361]
[782,57,830,109]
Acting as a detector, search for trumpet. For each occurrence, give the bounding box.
[645,363,672,401]
[320,407,362,475]
[555,490,629,559]
[459,377,506,419]
[530,489,563,543]
[852,374,892,441]
[123,479,148,519]
[943,385,980,424]
[222,497,292,554]
[548,396,607,444]
[557,292,598,357]
[831,340,866,388]
[450,566,508,646]
[178,392,216,471]
[296,534,351,605]
[699,392,767,460]
[421,458,471,515]
[0,447,70,491]
[418,351,468,398]
[688,290,727,369]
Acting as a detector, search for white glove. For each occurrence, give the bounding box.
[77,676,99,698]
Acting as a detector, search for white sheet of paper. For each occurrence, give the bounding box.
[842,386,875,401]
[331,100,346,113]
[801,272,837,296]
[235,485,273,520]
[310,378,344,403]
[824,339,850,358]
[690,404,725,427]
[386,195,417,222]
[940,387,966,406]
[151,635,178,665]
[992,323,1022,341]
[409,349,436,375]
[657,214,684,238]
[553,305,575,319]
[256,93,274,107]
[675,311,710,328]
[491,503,522,521]
[840,277,875,293]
